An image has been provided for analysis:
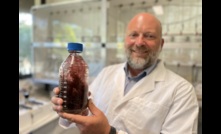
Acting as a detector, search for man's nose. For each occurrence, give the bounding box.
[135,35,144,46]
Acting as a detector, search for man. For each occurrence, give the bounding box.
[51,12,199,134]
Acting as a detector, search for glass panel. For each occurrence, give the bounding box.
[19,13,33,76]
[32,1,102,43]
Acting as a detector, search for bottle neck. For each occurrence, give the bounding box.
[68,50,82,54]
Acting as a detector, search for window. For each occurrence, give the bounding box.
[19,13,33,77]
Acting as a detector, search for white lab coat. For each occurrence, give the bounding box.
[90,61,198,134]
[59,59,199,134]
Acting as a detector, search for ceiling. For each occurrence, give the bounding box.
[19,0,202,13]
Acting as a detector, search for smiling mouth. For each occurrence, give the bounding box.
[131,49,148,54]
[130,50,149,58]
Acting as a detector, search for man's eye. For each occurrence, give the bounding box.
[130,33,138,37]
[145,34,155,39]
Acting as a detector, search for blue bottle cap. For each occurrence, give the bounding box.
[67,42,83,52]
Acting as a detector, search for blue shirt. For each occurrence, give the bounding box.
[123,61,158,95]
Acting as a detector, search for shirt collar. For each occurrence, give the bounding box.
[123,60,158,81]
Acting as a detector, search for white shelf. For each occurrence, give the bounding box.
[164,62,202,67]
[33,42,66,48]
[32,78,59,85]
[163,42,202,49]
[33,42,103,48]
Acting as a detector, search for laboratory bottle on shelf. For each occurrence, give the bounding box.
[58,42,89,114]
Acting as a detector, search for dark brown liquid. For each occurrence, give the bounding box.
[59,53,88,114]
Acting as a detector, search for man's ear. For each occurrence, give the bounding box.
[161,38,164,48]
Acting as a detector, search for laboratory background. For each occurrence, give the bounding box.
[19,0,202,134]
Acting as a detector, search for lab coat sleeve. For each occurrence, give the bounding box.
[58,117,76,129]
[161,83,199,134]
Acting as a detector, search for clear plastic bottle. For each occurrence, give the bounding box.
[58,42,89,114]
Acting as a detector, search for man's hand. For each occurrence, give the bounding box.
[58,99,111,134]
[51,87,111,134]
[51,87,90,115]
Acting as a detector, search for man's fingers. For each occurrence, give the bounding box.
[87,99,101,115]
[53,87,60,95]
[81,108,89,116]
[51,96,63,105]
[59,112,89,124]
[52,105,63,112]
[51,95,63,112]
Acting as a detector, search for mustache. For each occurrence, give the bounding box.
[130,46,149,52]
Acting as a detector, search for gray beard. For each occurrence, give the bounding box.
[126,48,161,70]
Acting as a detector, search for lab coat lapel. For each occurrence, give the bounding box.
[113,67,125,99]
[108,63,127,110]
[118,73,155,106]
[114,60,166,109]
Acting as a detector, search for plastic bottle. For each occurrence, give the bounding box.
[58,42,89,114]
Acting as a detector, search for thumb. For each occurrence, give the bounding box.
[88,99,101,115]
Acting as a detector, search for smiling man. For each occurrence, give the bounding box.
[51,12,199,134]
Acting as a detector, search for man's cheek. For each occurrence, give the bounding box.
[125,37,135,44]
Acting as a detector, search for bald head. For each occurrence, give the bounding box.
[127,12,162,37]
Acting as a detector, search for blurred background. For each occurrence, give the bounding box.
[19,0,202,133]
